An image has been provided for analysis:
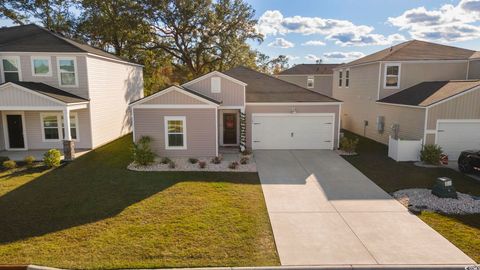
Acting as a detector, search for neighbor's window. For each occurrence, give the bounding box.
[211,77,221,93]
[338,70,343,87]
[2,57,20,82]
[32,56,51,76]
[165,116,186,149]
[41,113,78,141]
[384,64,400,88]
[345,69,350,87]
[58,57,77,86]
[307,76,314,88]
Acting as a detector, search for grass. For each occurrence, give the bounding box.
[0,135,279,269]
[341,130,480,263]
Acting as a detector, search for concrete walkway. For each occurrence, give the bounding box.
[255,150,475,267]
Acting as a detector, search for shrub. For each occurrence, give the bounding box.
[0,156,8,164]
[132,136,155,166]
[2,160,16,170]
[241,149,252,156]
[168,161,176,169]
[340,137,359,153]
[211,156,223,164]
[43,149,62,168]
[198,161,207,169]
[161,157,171,164]
[188,158,199,164]
[240,157,249,165]
[24,155,36,168]
[229,161,239,170]
[421,144,443,165]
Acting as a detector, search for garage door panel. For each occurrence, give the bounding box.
[437,121,480,160]
[252,114,334,150]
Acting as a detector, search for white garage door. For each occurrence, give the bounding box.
[436,121,480,160]
[252,114,334,150]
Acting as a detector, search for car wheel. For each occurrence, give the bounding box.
[458,158,473,173]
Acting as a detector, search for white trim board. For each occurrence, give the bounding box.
[164,116,187,150]
[246,102,342,106]
[133,104,217,109]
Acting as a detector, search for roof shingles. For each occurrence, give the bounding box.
[278,64,340,75]
[2,81,89,104]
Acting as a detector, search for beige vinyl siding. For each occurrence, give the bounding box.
[144,90,206,105]
[0,112,4,150]
[86,55,143,148]
[277,75,334,97]
[379,62,468,99]
[245,104,340,148]
[186,74,244,106]
[133,108,217,157]
[0,84,63,107]
[375,104,426,143]
[425,133,435,145]
[427,88,480,130]
[468,60,480,79]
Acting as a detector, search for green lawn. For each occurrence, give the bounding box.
[0,135,279,269]
[342,130,480,263]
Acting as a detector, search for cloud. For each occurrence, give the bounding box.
[388,0,480,42]
[301,40,326,46]
[256,10,405,46]
[268,37,295,48]
[323,51,365,60]
[285,55,300,60]
[305,54,321,62]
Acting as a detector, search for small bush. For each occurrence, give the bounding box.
[168,161,176,169]
[161,157,171,164]
[229,161,239,170]
[211,156,223,164]
[241,149,252,156]
[43,149,62,168]
[24,155,36,168]
[2,160,16,170]
[198,161,207,169]
[188,158,199,164]
[0,156,8,164]
[132,136,155,165]
[340,137,359,153]
[240,157,249,165]
[421,144,443,165]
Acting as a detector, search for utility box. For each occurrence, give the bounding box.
[431,177,457,199]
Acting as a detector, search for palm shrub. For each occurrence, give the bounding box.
[43,149,62,168]
[420,144,443,165]
[340,137,359,153]
[132,136,155,165]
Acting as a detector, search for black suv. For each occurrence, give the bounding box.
[458,150,480,174]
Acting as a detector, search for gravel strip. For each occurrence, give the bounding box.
[393,188,480,214]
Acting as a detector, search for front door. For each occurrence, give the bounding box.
[6,114,25,149]
[223,113,237,145]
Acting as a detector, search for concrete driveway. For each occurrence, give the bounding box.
[255,150,475,267]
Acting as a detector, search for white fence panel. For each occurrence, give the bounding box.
[388,136,422,162]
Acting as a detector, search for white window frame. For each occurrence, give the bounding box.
[164,116,187,150]
[40,112,79,142]
[31,56,52,77]
[211,76,221,93]
[0,56,22,83]
[384,63,401,89]
[345,69,350,88]
[57,57,78,87]
[307,76,314,88]
[338,70,343,88]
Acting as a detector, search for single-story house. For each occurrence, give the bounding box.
[130,66,342,157]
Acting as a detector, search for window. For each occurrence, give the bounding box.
[345,69,350,88]
[1,57,20,82]
[31,56,51,76]
[338,71,343,87]
[165,116,186,149]
[384,63,400,88]
[307,76,314,88]
[41,113,78,141]
[57,57,77,86]
[211,77,221,93]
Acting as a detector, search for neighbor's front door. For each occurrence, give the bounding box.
[6,114,25,149]
[223,113,237,145]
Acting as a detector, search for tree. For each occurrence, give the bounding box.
[143,0,262,79]
[256,52,289,74]
[0,1,26,24]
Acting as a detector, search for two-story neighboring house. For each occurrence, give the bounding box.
[0,24,143,159]
[333,40,480,160]
[277,64,340,97]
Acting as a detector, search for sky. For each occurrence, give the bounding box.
[1,0,479,65]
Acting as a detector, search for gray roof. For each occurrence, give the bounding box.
[278,64,340,75]
[0,24,135,64]
[377,80,480,107]
[3,81,89,104]
[224,66,340,103]
[344,40,476,67]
